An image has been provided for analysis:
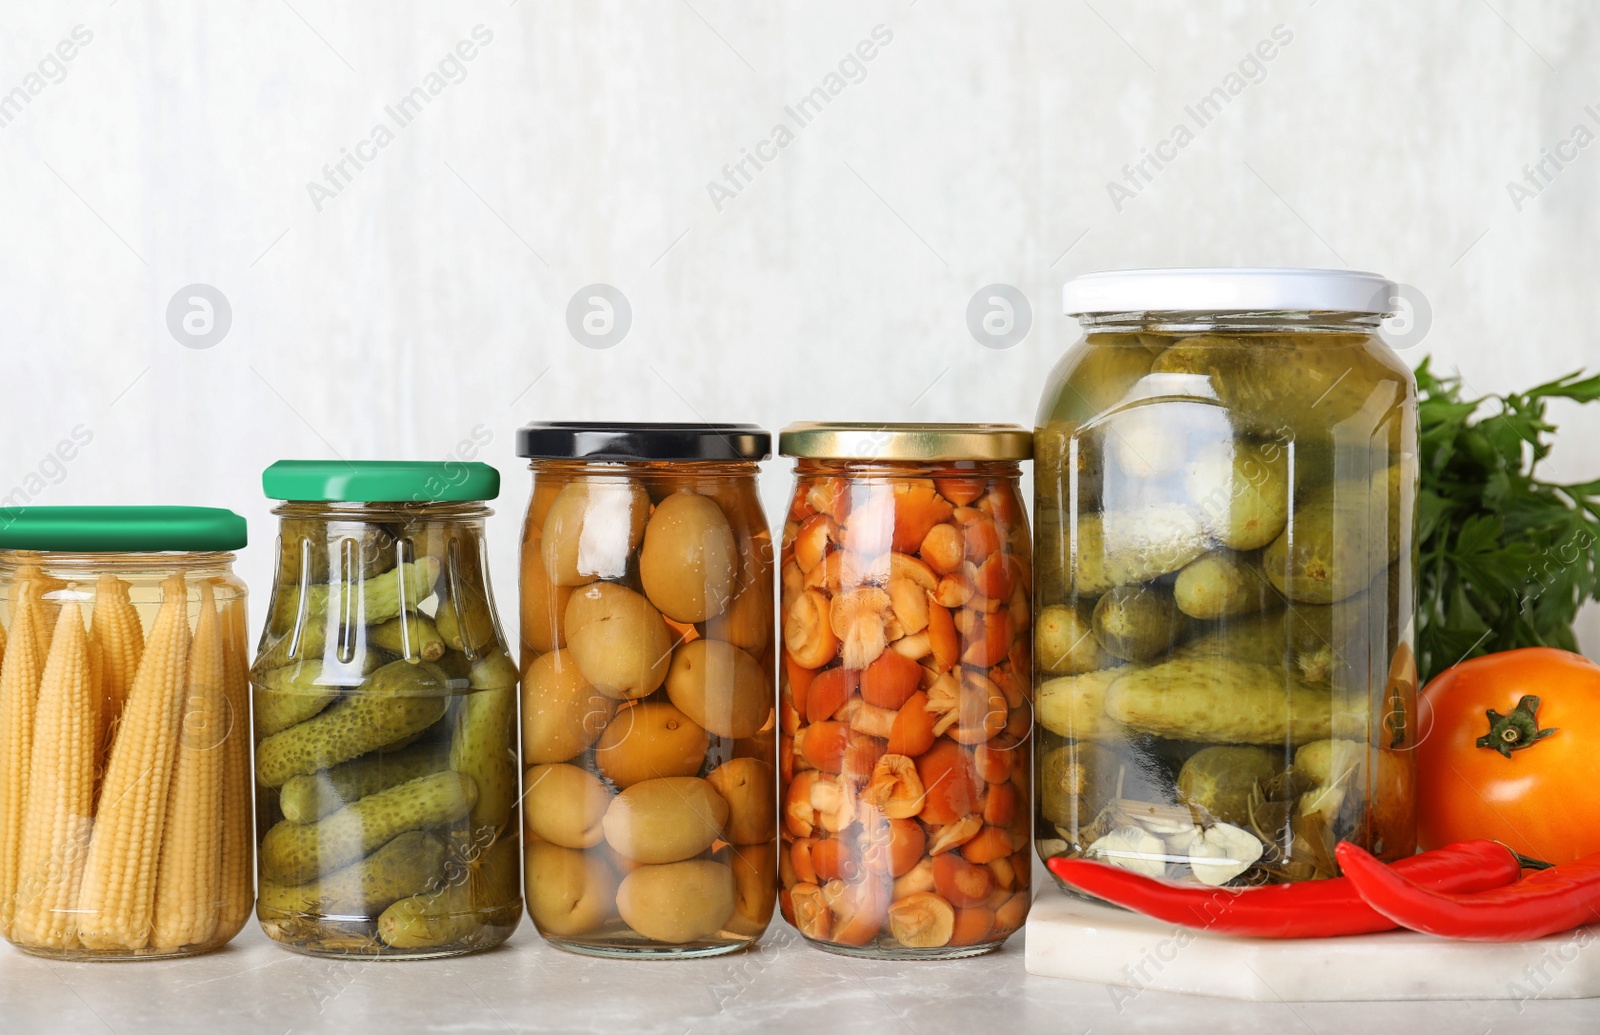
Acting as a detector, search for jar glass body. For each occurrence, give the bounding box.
[1033,312,1418,888]
[520,459,777,958]
[777,459,1033,959]
[0,550,251,960]
[252,502,521,958]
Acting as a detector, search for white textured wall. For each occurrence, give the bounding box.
[1,0,1597,650]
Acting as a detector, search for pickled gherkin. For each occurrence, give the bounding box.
[1035,602,1110,675]
[1103,658,1363,745]
[253,463,521,958]
[278,740,451,824]
[1068,507,1208,595]
[1036,272,1417,890]
[1172,549,1273,620]
[254,660,452,787]
[258,831,448,918]
[1092,586,1186,662]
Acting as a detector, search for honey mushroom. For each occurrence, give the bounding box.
[777,469,1032,952]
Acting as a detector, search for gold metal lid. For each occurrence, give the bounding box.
[778,423,1032,462]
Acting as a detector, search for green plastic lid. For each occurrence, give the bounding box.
[0,506,247,552]
[263,460,501,503]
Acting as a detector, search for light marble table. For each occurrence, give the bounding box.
[3,917,1598,1034]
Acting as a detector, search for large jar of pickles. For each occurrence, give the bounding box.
[1035,268,1418,890]
[252,461,521,958]
[516,423,777,958]
[0,507,252,959]
[777,424,1034,959]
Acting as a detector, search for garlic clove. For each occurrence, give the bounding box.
[1186,822,1264,886]
[1085,825,1168,879]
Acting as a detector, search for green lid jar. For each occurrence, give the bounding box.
[0,506,252,960]
[252,461,521,959]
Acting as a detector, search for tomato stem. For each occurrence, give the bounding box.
[1475,694,1559,759]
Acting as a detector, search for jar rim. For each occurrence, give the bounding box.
[780,423,1032,461]
[516,422,771,461]
[1063,267,1398,317]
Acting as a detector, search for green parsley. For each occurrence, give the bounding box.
[1415,357,1600,683]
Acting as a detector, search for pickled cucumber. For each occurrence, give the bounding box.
[1104,659,1361,745]
[377,883,477,949]
[450,659,518,836]
[1039,740,1139,825]
[467,834,523,925]
[262,771,478,883]
[1092,586,1186,662]
[255,660,452,788]
[1184,440,1289,550]
[435,583,497,653]
[310,556,442,622]
[1036,669,1129,741]
[257,831,447,917]
[1176,746,1281,826]
[1041,340,1157,422]
[257,558,442,668]
[1034,423,1103,512]
[1152,333,1389,435]
[278,740,451,824]
[367,612,446,661]
[1263,469,1402,604]
[1035,603,1111,675]
[253,654,384,737]
[1070,507,1208,595]
[1173,550,1273,620]
[277,520,401,584]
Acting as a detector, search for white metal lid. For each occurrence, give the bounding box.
[1062,267,1398,317]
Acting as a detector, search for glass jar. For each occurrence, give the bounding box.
[0,506,251,960]
[252,461,521,959]
[516,423,777,959]
[776,423,1034,959]
[1035,268,1418,891]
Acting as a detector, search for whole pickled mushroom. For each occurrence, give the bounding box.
[1183,440,1289,551]
[1103,658,1367,745]
[255,659,452,787]
[1092,585,1188,662]
[1066,506,1209,595]
[257,830,448,918]
[262,770,478,884]
[1262,466,1404,605]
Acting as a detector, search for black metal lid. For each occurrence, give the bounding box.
[515,422,772,462]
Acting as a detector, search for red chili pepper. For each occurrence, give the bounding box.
[1336,842,1600,941]
[1046,839,1523,938]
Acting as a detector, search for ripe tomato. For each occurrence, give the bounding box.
[1417,647,1600,864]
